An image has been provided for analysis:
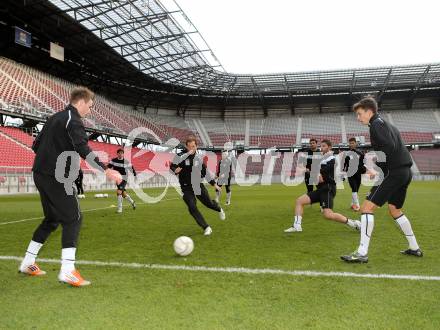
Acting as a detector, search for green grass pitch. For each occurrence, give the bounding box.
[1,181,439,329]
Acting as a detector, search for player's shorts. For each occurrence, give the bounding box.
[307,184,336,209]
[33,172,82,226]
[348,174,361,192]
[367,166,412,209]
[217,176,231,187]
[116,180,127,191]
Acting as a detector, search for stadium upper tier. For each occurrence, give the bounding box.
[1,57,440,149]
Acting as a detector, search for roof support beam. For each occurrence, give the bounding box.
[100,18,167,41]
[377,68,393,105]
[407,65,431,109]
[251,77,267,116]
[284,75,295,115]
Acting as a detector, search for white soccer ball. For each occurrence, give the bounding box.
[173,236,194,256]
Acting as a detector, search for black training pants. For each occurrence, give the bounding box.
[74,177,84,195]
[32,172,82,248]
[182,184,221,229]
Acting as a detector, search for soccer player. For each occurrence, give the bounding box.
[170,136,225,236]
[341,97,422,263]
[284,139,360,233]
[19,87,122,286]
[343,138,366,211]
[74,168,85,198]
[107,149,137,213]
[215,150,233,205]
[304,138,319,193]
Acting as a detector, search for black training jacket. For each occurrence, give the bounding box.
[369,113,412,171]
[108,157,136,178]
[343,148,366,175]
[318,153,336,188]
[170,150,215,190]
[32,104,106,177]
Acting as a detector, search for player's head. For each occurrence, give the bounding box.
[70,87,94,117]
[310,138,318,150]
[353,96,378,125]
[348,137,357,149]
[117,148,124,159]
[321,139,332,154]
[222,151,229,160]
[185,135,198,153]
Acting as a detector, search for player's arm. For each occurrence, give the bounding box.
[32,125,46,153]
[131,165,137,177]
[67,117,106,171]
[201,160,218,189]
[359,152,367,174]
[229,157,236,176]
[216,161,221,178]
[67,118,121,183]
[306,152,312,171]
[170,152,184,174]
[343,154,350,172]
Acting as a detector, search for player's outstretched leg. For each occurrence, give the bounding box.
[123,191,136,210]
[321,209,360,231]
[197,184,225,221]
[284,194,310,233]
[183,190,212,235]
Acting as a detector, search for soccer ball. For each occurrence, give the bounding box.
[173,236,194,256]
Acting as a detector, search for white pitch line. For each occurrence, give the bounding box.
[0,197,181,226]
[1,255,439,282]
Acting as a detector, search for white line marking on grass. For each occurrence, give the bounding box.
[1,255,439,282]
[0,197,181,226]
[0,216,44,226]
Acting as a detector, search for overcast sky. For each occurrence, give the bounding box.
[173,0,439,74]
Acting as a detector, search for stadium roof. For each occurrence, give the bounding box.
[47,0,229,90]
[45,0,440,97]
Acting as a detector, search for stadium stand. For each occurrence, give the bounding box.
[411,149,440,174]
[0,126,34,147]
[0,129,175,177]
[3,125,438,178]
[0,131,34,169]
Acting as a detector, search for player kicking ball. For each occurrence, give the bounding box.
[107,149,137,213]
[341,97,422,263]
[284,139,360,233]
[170,136,225,236]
